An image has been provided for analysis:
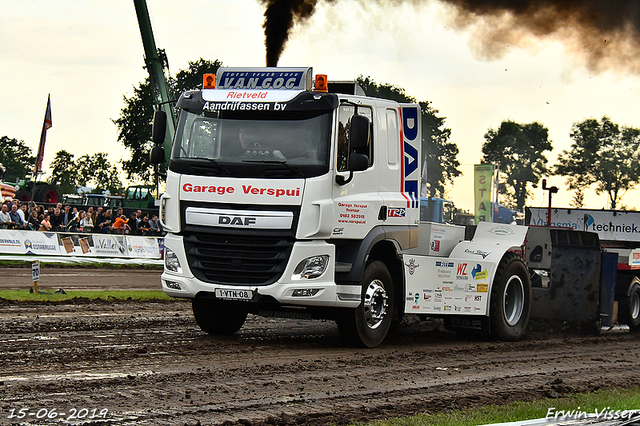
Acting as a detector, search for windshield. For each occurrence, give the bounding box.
[170,109,332,178]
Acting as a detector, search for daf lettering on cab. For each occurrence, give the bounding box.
[151,67,534,347]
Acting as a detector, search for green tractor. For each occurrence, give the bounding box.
[12,179,61,205]
[122,184,157,210]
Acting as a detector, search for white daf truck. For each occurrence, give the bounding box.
[151,67,532,347]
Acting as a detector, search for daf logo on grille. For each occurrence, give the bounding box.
[219,216,257,226]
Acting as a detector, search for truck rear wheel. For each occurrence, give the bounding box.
[192,297,248,335]
[336,261,394,348]
[619,282,640,332]
[489,253,531,341]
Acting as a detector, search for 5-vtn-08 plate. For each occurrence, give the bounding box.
[215,288,253,301]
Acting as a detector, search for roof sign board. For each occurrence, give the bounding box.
[215,67,313,91]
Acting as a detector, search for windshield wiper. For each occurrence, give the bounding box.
[241,159,305,177]
[184,157,231,175]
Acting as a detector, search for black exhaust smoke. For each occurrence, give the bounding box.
[441,0,640,72]
[261,0,640,72]
[261,0,330,67]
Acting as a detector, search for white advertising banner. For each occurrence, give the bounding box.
[57,233,128,257]
[526,207,640,243]
[90,234,128,257]
[0,230,60,255]
[0,230,162,259]
[126,236,161,259]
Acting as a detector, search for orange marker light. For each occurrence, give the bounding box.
[314,74,328,92]
[203,74,216,89]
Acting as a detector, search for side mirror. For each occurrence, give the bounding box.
[349,114,370,152]
[348,153,369,171]
[149,145,165,165]
[152,110,167,145]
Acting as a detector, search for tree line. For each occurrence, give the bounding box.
[2,57,639,210]
[0,137,122,194]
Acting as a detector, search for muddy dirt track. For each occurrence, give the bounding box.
[0,268,640,426]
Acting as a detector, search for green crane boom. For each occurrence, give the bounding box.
[133,0,176,165]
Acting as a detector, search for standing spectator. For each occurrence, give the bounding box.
[9,204,25,229]
[0,203,12,228]
[66,212,80,232]
[149,215,162,235]
[136,210,143,227]
[39,214,52,231]
[80,210,93,233]
[97,210,112,233]
[62,205,73,227]
[16,203,27,224]
[86,207,95,231]
[50,208,64,231]
[138,214,152,236]
[128,212,139,235]
[35,204,45,218]
[92,207,103,230]
[112,215,129,235]
[28,211,40,230]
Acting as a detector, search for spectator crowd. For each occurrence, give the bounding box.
[0,199,163,236]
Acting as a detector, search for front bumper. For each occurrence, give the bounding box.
[161,233,361,308]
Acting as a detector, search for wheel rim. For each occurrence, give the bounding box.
[45,190,59,204]
[503,275,525,326]
[363,279,388,330]
[631,291,640,321]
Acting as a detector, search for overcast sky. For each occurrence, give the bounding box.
[1,0,639,211]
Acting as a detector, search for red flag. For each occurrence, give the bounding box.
[34,94,52,176]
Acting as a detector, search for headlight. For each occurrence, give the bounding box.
[164,247,182,273]
[293,255,329,279]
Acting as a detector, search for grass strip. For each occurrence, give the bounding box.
[0,260,163,269]
[352,387,640,426]
[0,289,172,302]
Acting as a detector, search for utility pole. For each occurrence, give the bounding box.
[542,179,558,226]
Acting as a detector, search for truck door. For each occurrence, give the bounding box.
[332,103,383,240]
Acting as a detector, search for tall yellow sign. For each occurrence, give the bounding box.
[474,164,494,223]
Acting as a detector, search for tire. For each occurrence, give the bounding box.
[489,253,531,341]
[336,261,394,348]
[35,184,60,204]
[14,190,31,202]
[619,282,640,332]
[192,297,248,335]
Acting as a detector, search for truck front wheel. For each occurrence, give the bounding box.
[192,297,248,335]
[336,261,394,348]
[619,282,640,332]
[489,253,531,341]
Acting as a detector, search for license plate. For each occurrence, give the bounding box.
[215,288,252,301]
